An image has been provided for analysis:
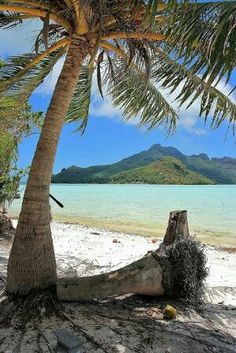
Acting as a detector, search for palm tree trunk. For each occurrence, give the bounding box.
[7,39,91,295]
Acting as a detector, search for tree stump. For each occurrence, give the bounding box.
[57,210,208,302]
[163,210,189,245]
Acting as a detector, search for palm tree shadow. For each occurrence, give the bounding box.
[71,293,236,353]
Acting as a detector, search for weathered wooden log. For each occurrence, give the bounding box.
[57,253,164,301]
[57,210,207,302]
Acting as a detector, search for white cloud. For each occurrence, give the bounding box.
[34,57,65,95]
[90,84,143,126]
[0,20,42,56]
[90,94,121,119]
[86,76,121,120]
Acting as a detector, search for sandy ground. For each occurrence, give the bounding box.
[0,221,236,304]
[0,221,235,352]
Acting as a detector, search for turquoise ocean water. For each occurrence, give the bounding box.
[9,184,236,246]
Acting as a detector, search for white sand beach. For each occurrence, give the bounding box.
[0,221,236,353]
[0,220,235,305]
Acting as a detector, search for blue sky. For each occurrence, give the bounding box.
[0,10,235,173]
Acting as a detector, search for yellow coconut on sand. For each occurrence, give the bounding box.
[163,305,177,320]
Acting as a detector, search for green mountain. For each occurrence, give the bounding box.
[110,157,214,185]
[52,144,236,184]
[185,155,236,184]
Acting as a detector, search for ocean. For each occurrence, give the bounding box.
[9,184,236,247]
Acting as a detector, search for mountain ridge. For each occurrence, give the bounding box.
[52,144,236,184]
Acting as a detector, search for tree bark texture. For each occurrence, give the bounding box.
[57,254,165,301]
[57,210,189,301]
[162,210,189,245]
[7,39,91,294]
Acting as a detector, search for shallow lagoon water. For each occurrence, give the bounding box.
[9,184,236,246]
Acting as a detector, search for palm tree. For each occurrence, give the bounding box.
[0,0,235,294]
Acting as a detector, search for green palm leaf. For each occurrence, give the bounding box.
[65,64,94,133]
[0,48,65,94]
[165,1,236,85]
[152,49,236,130]
[0,49,65,123]
[106,58,178,132]
[0,0,235,137]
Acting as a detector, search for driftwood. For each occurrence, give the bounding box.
[57,210,207,302]
[58,251,165,301]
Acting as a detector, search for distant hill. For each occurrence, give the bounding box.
[110,157,214,185]
[52,144,236,184]
[185,155,236,184]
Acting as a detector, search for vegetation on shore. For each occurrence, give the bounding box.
[0,58,42,211]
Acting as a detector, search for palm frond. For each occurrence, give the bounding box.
[0,11,23,28]
[103,39,155,83]
[65,64,94,133]
[34,23,67,54]
[97,50,104,99]
[0,49,65,124]
[165,1,236,85]
[125,40,153,83]
[0,0,235,138]
[106,57,178,132]
[0,47,65,95]
[152,49,236,131]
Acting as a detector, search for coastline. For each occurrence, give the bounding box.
[9,215,236,248]
[9,184,236,248]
